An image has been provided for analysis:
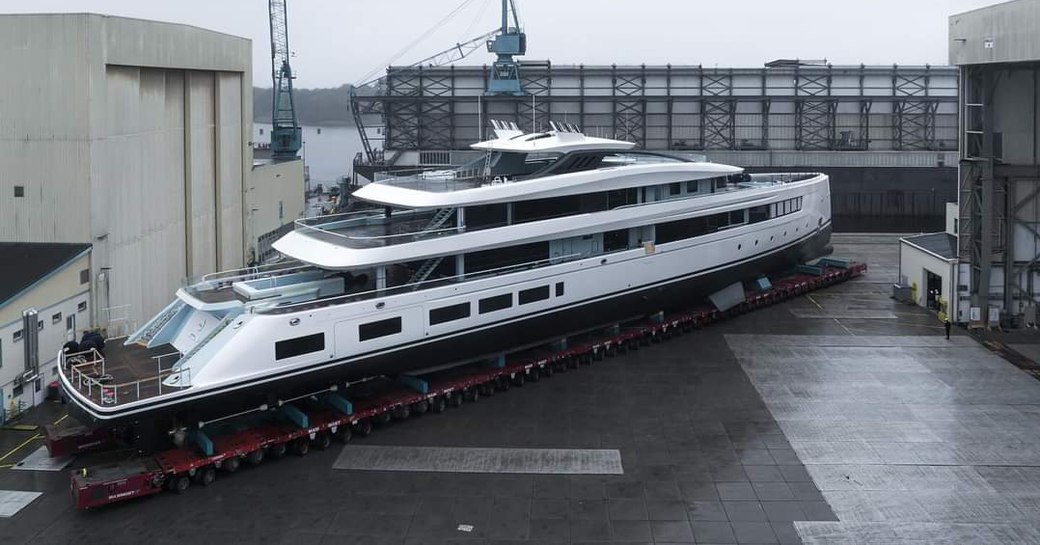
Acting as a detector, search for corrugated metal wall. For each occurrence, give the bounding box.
[0,14,252,330]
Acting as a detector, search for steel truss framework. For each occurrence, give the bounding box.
[352,63,958,161]
[959,64,1040,323]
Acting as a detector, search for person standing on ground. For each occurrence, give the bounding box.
[944,319,952,340]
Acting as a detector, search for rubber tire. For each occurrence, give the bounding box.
[354,419,373,437]
[431,396,447,413]
[512,373,526,387]
[294,438,310,456]
[313,433,332,450]
[223,456,241,473]
[464,388,479,402]
[393,404,411,420]
[541,364,554,378]
[270,442,287,458]
[247,449,264,465]
[496,377,511,391]
[172,475,190,494]
[374,411,392,426]
[333,425,353,443]
[449,393,463,408]
[527,369,540,383]
[413,399,429,415]
[199,468,216,487]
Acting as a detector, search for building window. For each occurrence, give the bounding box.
[37,320,44,331]
[274,333,325,359]
[555,282,565,297]
[13,330,22,343]
[12,384,23,397]
[52,312,62,324]
[519,285,551,305]
[430,303,471,325]
[358,317,402,341]
[77,301,87,312]
[66,315,75,332]
[80,269,90,285]
[14,186,24,198]
[479,294,513,314]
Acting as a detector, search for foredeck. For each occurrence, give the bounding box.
[61,341,188,408]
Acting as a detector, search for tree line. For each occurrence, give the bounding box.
[253,85,375,126]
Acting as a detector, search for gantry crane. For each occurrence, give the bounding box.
[269,0,302,159]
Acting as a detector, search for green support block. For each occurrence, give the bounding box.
[398,375,429,394]
[487,355,506,368]
[189,429,214,457]
[279,403,309,428]
[323,393,353,415]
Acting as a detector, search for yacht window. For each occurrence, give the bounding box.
[275,333,325,360]
[749,205,770,223]
[518,286,550,305]
[430,303,471,325]
[607,188,639,208]
[466,204,508,229]
[729,209,747,225]
[604,229,629,253]
[479,294,513,314]
[555,282,565,296]
[686,180,698,193]
[669,183,682,196]
[359,318,402,341]
[465,242,550,274]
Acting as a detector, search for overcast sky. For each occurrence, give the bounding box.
[6,0,999,88]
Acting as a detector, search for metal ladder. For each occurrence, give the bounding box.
[128,299,186,346]
[423,207,457,232]
[408,257,446,288]
[172,314,235,377]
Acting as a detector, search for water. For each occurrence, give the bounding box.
[253,123,365,184]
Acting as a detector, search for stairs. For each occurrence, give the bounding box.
[128,299,186,347]
[167,314,235,385]
[423,207,456,232]
[408,257,445,288]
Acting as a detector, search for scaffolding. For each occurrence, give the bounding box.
[352,63,959,166]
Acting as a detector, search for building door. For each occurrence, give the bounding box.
[66,313,76,341]
[925,270,943,310]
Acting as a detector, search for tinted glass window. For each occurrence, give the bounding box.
[556,282,565,296]
[275,333,325,360]
[604,229,629,252]
[359,318,402,341]
[479,294,513,314]
[465,242,550,274]
[430,303,471,325]
[466,204,508,229]
[518,286,550,305]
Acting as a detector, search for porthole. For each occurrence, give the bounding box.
[770,236,774,241]
[289,318,300,326]
[738,244,742,250]
[754,240,758,246]
[376,302,385,309]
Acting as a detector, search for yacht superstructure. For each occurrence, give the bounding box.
[59,121,832,437]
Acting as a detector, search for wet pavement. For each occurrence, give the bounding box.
[1,233,1038,544]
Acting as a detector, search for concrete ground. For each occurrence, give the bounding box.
[2,233,1038,544]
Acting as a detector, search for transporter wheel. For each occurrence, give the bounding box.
[541,364,554,378]
[463,387,480,402]
[332,425,353,443]
[593,349,604,361]
[171,474,190,494]
[512,373,526,387]
[430,396,447,413]
[373,411,392,426]
[294,438,310,456]
[449,393,463,408]
[392,404,411,420]
[478,382,495,397]
[567,356,580,369]
[222,456,241,473]
[199,467,216,487]
[313,433,332,450]
[354,419,374,437]
[270,442,288,458]
[246,449,264,466]
[526,369,540,383]
[413,399,429,415]
[496,377,511,392]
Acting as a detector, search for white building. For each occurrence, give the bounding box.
[0,13,304,333]
[0,243,91,421]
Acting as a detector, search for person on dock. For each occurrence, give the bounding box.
[944,319,952,340]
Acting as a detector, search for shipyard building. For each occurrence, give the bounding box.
[0,14,304,334]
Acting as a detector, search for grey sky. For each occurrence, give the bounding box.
[6,0,998,88]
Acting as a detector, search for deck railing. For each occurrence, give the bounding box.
[60,348,191,407]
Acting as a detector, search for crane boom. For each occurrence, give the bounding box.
[269,0,301,159]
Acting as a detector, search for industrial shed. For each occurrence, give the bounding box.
[0,243,91,421]
[0,14,302,331]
